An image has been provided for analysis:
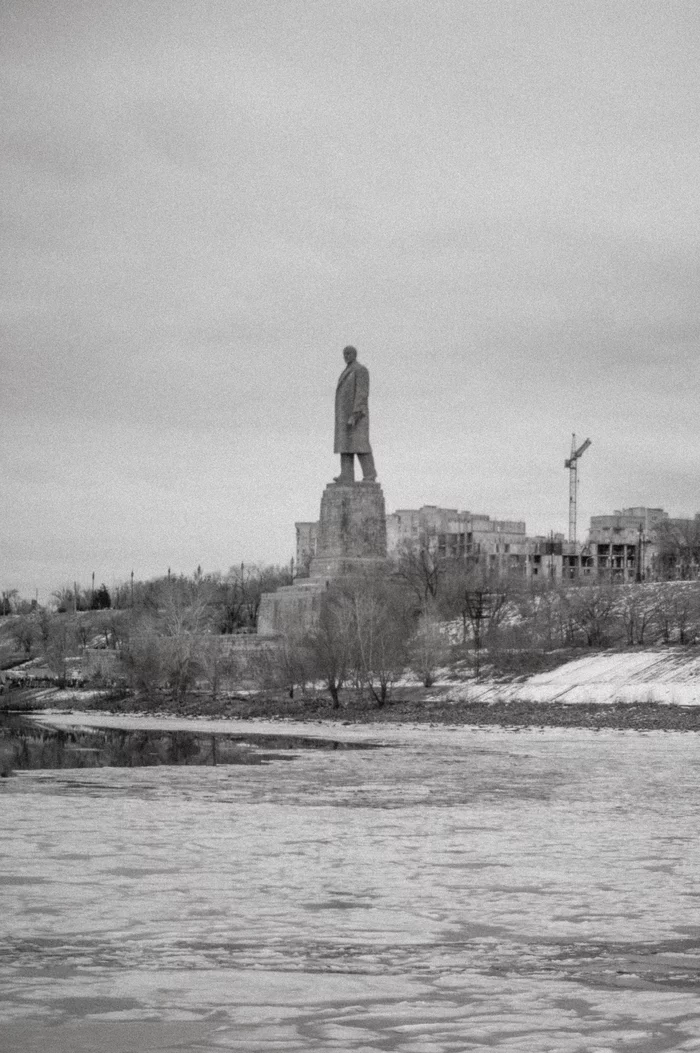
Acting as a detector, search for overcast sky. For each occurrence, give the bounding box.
[2,0,699,599]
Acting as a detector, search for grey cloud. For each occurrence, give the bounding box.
[3,0,700,594]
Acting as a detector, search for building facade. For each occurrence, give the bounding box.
[297,503,563,580]
[583,508,700,581]
[387,506,533,575]
[296,503,700,583]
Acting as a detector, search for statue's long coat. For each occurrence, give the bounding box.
[334,360,372,454]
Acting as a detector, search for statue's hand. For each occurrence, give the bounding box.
[348,411,363,426]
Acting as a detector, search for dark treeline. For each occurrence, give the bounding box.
[0,563,292,697]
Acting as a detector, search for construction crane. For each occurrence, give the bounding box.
[565,434,591,544]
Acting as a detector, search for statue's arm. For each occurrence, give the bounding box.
[351,366,369,420]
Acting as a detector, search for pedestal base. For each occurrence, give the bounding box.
[309,481,387,581]
[257,480,388,636]
[257,580,325,637]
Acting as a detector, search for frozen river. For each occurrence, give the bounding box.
[3,718,700,1051]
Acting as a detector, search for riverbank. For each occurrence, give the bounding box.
[21,694,700,733]
[6,646,700,727]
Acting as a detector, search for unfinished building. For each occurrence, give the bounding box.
[583,508,700,581]
[295,504,700,584]
[297,504,565,580]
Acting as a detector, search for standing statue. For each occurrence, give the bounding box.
[334,345,377,484]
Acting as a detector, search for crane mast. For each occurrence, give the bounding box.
[564,434,591,544]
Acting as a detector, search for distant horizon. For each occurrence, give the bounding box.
[9,489,700,608]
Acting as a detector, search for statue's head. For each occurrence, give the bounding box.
[342,345,357,364]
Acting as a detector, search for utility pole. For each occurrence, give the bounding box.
[548,531,555,580]
[565,434,592,545]
[636,523,645,583]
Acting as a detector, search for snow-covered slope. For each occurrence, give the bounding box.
[444,649,700,705]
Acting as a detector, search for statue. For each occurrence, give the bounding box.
[334,345,377,484]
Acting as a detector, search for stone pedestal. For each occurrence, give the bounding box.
[310,481,387,581]
[256,580,325,637]
[257,481,388,636]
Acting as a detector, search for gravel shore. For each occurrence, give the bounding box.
[8,689,700,732]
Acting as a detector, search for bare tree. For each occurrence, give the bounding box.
[120,578,214,704]
[75,617,91,651]
[652,584,700,644]
[45,619,77,688]
[304,588,354,706]
[106,611,129,651]
[652,590,674,644]
[221,563,291,632]
[37,608,52,648]
[160,588,211,704]
[409,611,449,688]
[654,520,700,580]
[51,585,76,614]
[250,632,311,699]
[394,534,443,613]
[344,572,413,707]
[525,582,565,649]
[673,588,700,644]
[123,625,165,702]
[12,616,35,655]
[196,637,234,702]
[441,566,510,675]
[1,589,19,616]
[617,586,656,646]
[568,584,618,647]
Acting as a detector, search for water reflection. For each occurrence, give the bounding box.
[0,715,379,773]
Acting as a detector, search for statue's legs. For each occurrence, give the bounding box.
[334,453,355,484]
[357,452,377,481]
[334,452,376,484]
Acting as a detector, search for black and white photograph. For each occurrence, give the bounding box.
[2,1,700,1049]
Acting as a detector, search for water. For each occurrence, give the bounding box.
[0,713,378,773]
[2,719,700,1051]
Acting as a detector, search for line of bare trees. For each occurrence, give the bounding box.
[1,563,292,698]
[392,533,700,648]
[253,571,422,706]
[106,563,292,629]
[113,575,700,703]
[8,545,700,708]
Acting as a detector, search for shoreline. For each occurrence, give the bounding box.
[19,696,700,736]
